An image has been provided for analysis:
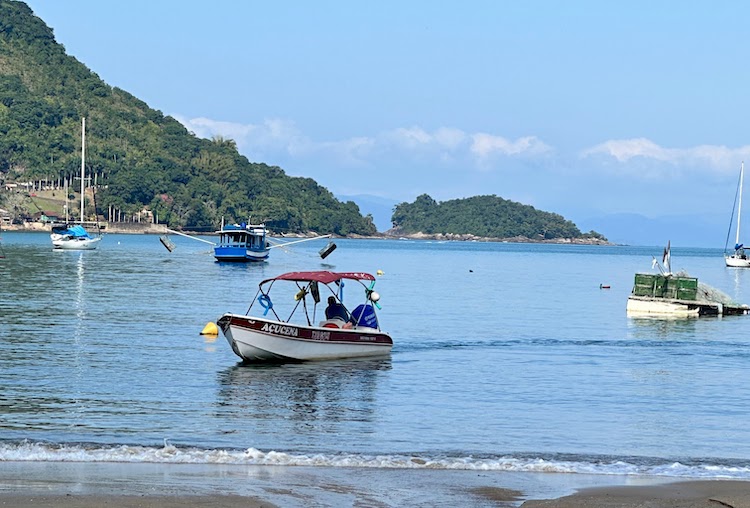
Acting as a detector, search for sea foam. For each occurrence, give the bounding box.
[2,441,750,479]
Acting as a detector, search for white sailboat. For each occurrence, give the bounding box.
[50,118,102,250]
[725,161,750,267]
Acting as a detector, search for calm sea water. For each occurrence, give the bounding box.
[2,232,750,479]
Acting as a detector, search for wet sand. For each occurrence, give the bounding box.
[0,494,276,507]
[2,461,750,507]
[0,461,532,507]
[520,480,750,507]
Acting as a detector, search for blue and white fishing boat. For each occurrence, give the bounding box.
[163,219,332,262]
[213,222,271,262]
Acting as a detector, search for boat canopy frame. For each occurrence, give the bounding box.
[246,271,381,329]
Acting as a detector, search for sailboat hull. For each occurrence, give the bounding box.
[52,235,101,250]
[725,255,750,268]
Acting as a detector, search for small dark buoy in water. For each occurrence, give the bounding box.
[319,242,337,259]
[600,284,610,289]
[469,269,473,273]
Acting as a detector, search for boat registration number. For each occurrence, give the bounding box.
[311,330,331,341]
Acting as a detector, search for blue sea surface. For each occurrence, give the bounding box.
[2,232,750,480]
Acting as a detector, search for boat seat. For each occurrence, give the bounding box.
[320,318,345,329]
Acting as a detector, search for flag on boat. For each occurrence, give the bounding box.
[662,241,671,273]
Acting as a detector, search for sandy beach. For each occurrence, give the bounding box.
[2,461,750,507]
[520,480,750,507]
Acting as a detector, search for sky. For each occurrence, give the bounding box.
[21,1,750,245]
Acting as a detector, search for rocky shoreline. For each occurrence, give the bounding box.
[377,229,612,245]
[2,222,611,245]
[2,221,168,235]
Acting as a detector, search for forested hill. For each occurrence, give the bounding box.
[0,1,376,235]
[391,194,607,242]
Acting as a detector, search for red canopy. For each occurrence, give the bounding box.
[261,271,375,286]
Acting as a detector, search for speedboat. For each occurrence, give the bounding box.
[217,271,393,362]
[213,222,270,262]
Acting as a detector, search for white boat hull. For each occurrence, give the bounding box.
[218,313,393,362]
[725,255,750,268]
[51,235,102,250]
[626,296,700,317]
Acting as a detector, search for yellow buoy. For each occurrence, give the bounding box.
[376,269,384,276]
[200,322,219,336]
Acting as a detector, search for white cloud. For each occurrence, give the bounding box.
[581,137,750,173]
[173,115,550,170]
[378,126,469,156]
[581,138,673,162]
[301,137,376,166]
[173,115,308,159]
[434,127,467,150]
[390,127,433,148]
[470,133,552,160]
[173,116,750,182]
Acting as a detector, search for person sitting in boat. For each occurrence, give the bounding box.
[349,303,378,329]
[325,296,349,322]
[736,243,747,259]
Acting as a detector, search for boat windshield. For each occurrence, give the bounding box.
[220,225,266,248]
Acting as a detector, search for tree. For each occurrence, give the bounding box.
[0,3,378,235]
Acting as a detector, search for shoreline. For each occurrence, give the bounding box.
[1,461,747,507]
[520,479,750,507]
[2,222,612,245]
[379,232,612,245]
[1,221,168,235]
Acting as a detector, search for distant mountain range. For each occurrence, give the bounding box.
[338,194,397,232]
[577,212,728,248]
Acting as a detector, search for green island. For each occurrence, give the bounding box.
[390,194,607,243]
[0,0,606,243]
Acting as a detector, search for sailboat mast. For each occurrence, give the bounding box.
[738,161,744,248]
[64,178,69,222]
[80,117,86,222]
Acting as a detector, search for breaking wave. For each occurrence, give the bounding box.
[2,440,750,479]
